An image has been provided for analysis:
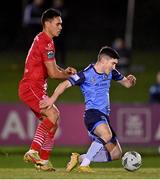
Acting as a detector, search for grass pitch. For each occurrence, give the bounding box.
[0,146,160,179]
[0,168,160,179]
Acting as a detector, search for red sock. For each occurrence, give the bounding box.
[31,119,54,152]
[40,149,52,160]
[40,131,55,160]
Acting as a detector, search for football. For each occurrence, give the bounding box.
[122,151,142,171]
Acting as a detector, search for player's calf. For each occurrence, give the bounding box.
[110,143,122,160]
[96,136,122,161]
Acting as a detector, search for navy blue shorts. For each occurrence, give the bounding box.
[84,109,117,143]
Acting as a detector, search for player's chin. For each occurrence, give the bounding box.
[54,34,59,37]
[56,32,61,36]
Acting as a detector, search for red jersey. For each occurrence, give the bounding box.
[20,32,56,92]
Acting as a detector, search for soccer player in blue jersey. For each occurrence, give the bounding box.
[39,46,136,172]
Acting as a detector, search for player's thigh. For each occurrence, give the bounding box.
[19,83,45,119]
[94,123,120,152]
[94,123,113,142]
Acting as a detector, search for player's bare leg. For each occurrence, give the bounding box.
[94,123,122,160]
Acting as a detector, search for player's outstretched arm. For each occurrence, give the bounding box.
[40,80,72,109]
[119,74,136,88]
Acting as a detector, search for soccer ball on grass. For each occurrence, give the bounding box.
[122,151,142,171]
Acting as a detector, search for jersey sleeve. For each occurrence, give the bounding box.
[39,40,56,62]
[68,71,85,86]
[112,69,124,81]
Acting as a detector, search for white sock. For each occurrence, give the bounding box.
[79,148,109,163]
[92,147,109,162]
[80,158,90,166]
[79,154,86,163]
[80,141,103,166]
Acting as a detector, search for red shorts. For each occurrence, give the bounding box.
[18,82,47,119]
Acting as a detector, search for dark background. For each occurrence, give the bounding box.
[0,0,160,51]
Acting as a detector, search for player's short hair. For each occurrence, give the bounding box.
[41,8,61,26]
[98,46,120,60]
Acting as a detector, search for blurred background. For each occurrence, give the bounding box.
[0,0,160,175]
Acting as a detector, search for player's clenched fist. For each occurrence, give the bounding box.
[65,67,77,75]
[127,74,136,86]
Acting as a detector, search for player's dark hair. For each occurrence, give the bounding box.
[98,46,120,60]
[41,8,61,26]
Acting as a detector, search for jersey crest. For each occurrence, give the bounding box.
[47,51,55,59]
[91,77,96,84]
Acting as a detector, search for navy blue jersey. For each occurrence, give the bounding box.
[68,64,124,115]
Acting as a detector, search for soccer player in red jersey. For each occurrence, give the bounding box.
[18,8,76,171]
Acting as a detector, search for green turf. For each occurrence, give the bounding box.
[0,146,160,178]
[1,50,160,103]
[0,154,160,168]
[0,168,160,179]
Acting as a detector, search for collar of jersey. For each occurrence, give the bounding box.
[92,64,106,76]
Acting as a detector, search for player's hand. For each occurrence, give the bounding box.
[127,74,136,86]
[65,67,77,75]
[39,97,54,109]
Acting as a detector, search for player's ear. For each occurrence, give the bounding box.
[101,56,106,64]
[45,21,51,27]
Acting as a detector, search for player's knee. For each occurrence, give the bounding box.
[54,121,58,131]
[42,107,60,123]
[49,107,60,121]
[96,135,112,146]
[51,121,58,134]
[100,132,113,144]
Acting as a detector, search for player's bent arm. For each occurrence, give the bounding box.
[118,75,136,88]
[45,61,69,79]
